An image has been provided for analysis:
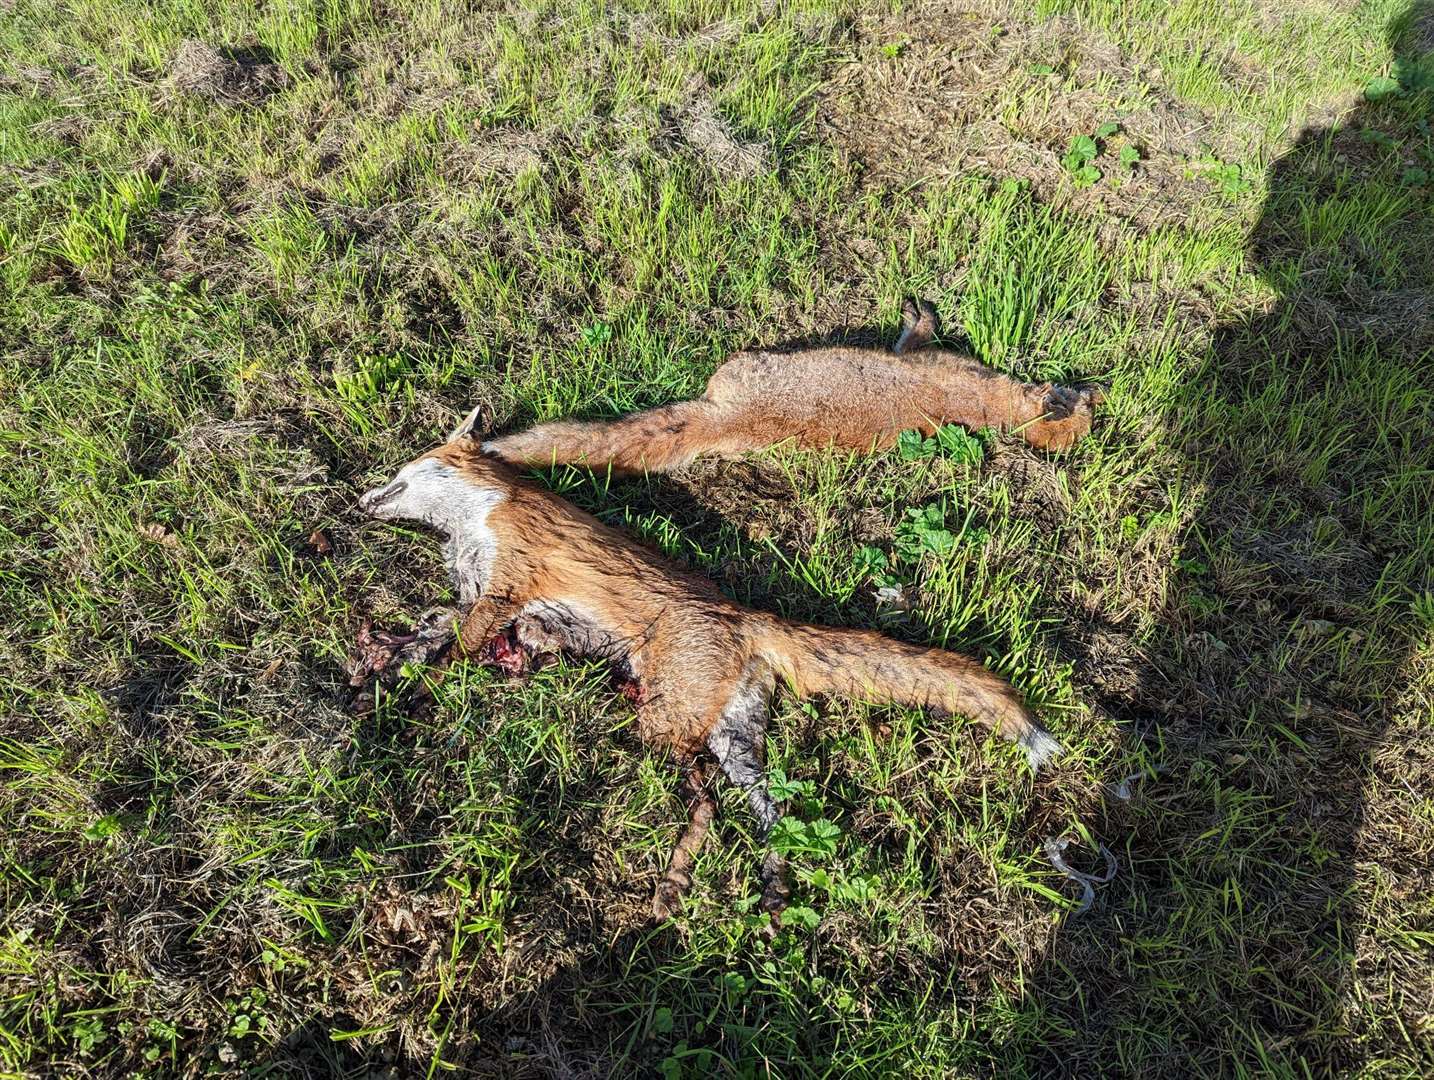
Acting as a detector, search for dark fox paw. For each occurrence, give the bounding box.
[1025,384,1105,452]
[894,296,940,354]
[651,872,690,922]
[758,852,792,921]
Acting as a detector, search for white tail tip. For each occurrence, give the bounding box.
[1021,727,1064,772]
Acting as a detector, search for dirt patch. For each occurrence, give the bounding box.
[30,114,91,147]
[1404,5,1434,52]
[442,75,773,189]
[1295,276,1434,359]
[665,78,773,182]
[0,63,59,94]
[671,456,805,542]
[354,881,454,976]
[817,2,1263,230]
[168,40,288,104]
[153,205,251,286]
[445,126,550,184]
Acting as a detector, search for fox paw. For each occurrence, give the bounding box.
[758,853,792,917]
[1024,384,1104,452]
[894,296,939,354]
[651,872,690,922]
[347,607,459,687]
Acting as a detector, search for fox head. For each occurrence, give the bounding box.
[358,405,513,529]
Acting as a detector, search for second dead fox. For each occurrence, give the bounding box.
[354,415,1063,923]
[484,298,1103,473]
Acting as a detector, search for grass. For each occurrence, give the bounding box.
[1,0,1431,1075]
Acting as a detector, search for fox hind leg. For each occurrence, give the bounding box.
[705,667,791,919]
[893,296,940,355]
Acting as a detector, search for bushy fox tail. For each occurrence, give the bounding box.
[482,399,758,474]
[754,619,1061,770]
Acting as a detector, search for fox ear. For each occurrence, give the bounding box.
[447,404,488,442]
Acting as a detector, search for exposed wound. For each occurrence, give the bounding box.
[474,626,534,678]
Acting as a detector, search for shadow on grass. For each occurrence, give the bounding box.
[1006,8,1434,1075]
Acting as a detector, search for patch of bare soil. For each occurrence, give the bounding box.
[168,40,287,104]
[665,77,773,182]
[670,457,806,541]
[1408,5,1434,51]
[442,77,773,190]
[0,63,59,94]
[1245,116,1434,356]
[817,1,1263,230]
[153,205,250,285]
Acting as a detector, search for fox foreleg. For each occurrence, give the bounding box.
[455,592,524,655]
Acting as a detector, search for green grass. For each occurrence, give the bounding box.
[2,0,1432,1075]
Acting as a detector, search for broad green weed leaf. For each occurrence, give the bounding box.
[1365,75,1401,101]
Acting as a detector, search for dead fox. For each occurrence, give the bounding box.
[484,299,1102,473]
[356,412,1063,922]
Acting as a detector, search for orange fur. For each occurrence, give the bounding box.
[402,443,1049,759]
[484,300,1101,473]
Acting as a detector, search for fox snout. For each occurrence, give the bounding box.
[359,479,407,516]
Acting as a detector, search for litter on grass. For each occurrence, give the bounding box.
[1044,836,1118,916]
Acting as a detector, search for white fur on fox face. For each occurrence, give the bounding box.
[360,459,504,601]
[360,459,496,525]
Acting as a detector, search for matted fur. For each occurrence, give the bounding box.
[483,300,1101,473]
[360,433,1062,919]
